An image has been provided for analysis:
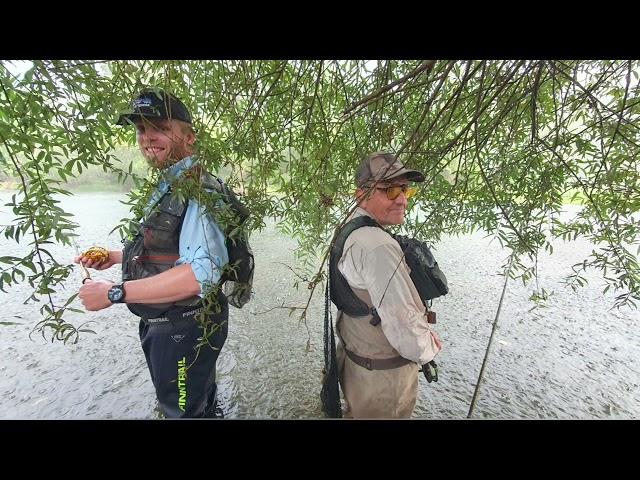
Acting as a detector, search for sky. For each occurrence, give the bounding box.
[2,60,33,79]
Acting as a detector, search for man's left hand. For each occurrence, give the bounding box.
[79,279,114,311]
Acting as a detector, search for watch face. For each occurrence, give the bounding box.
[108,285,124,303]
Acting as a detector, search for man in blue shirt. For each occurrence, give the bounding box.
[76,89,230,418]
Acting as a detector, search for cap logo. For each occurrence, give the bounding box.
[133,97,153,108]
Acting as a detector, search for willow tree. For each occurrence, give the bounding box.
[0,60,638,342]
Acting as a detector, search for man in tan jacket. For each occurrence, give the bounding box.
[331,151,443,418]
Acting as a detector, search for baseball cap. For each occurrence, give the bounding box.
[356,151,425,187]
[116,89,192,126]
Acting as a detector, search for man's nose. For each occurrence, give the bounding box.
[138,126,162,141]
[142,129,160,140]
[394,192,408,206]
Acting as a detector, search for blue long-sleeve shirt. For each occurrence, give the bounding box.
[144,156,229,296]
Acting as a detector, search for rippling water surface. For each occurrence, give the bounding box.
[0,192,637,419]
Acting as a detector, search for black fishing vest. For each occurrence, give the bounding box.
[122,188,201,319]
[329,215,448,319]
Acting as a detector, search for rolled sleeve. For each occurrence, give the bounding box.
[176,199,229,296]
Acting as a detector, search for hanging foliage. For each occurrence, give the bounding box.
[0,60,638,342]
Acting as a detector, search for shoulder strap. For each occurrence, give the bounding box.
[195,169,250,222]
[329,215,382,317]
[331,215,380,263]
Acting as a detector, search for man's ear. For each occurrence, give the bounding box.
[355,188,369,205]
[185,129,196,146]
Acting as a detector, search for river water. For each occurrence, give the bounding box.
[0,191,638,419]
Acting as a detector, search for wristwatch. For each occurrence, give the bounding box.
[107,283,127,303]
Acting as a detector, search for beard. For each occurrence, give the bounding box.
[141,144,190,169]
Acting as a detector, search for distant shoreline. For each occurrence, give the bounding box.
[0,184,132,193]
[0,187,590,207]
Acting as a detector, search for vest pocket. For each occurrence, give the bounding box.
[142,211,181,252]
[122,235,144,281]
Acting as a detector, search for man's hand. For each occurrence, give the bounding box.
[74,249,120,271]
[79,279,114,311]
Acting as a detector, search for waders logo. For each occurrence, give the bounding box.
[177,357,187,412]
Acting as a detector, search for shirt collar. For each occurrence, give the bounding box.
[350,206,373,221]
[159,155,198,183]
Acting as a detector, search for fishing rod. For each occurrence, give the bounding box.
[71,238,92,284]
[467,255,513,418]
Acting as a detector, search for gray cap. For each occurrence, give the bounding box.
[355,152,425,187]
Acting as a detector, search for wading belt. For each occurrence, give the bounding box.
[344,348,413,371]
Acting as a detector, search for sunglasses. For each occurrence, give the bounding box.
[375,184,417,200]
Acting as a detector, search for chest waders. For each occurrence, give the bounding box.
[123,184,227,418]
[325,216,449,400]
